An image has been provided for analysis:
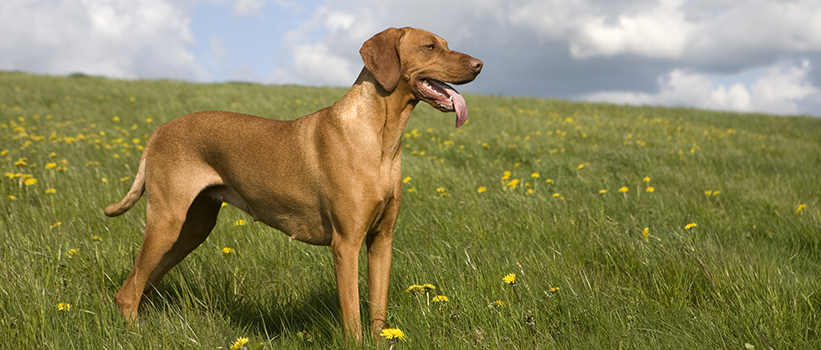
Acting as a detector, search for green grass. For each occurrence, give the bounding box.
[1,71,819,349]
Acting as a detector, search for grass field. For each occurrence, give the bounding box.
[1,70,819,349]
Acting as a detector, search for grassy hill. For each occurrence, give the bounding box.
[1,71,819,349]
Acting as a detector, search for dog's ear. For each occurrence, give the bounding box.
[360,27,405,93]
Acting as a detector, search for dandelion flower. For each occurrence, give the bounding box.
[112,116,120,122]
[380,328,407,341]
[406,285,426,296]
[796,204,806,214]
[229,337,249,350]
[531,173,539,178]
[643,177,650,182]
[235,220,246,226]
[646,187,655,193]
[489,300,506,308]
[502,171,511,180]
[704,190,712,196]
[506,179,519,189]
[576,164,584,170]
[45,188,56,194]
[598,189,607,194]
[66,248,78,258]
[402,176,411,183]
[545,179,554,184]
[503,273,516,286]
[684,223,697,230]
[8,195,17,201]
[477,186,486,193]
[618,186,628,193]
[91,236,103,242]
[223,247,234,254]
[24,178,37,186]
[642,227,649,242]
[552,193,560,198]
[431,295,449,303]
[51,222,62,229]
[422,284,436,293]
[14,157,28,167]
[56,303,71,311]
[45,162,57,169]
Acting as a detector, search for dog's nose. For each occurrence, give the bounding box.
[470,58,483,73]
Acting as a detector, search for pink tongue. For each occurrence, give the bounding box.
[440,84,468,127]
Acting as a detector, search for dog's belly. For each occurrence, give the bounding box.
[201,185,331,245]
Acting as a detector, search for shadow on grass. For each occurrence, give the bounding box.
[130,265,344,344]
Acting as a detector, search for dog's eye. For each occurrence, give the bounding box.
[425,44,435,50]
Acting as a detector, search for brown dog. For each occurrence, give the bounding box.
[105,27,482,339]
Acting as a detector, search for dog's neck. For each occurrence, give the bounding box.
[341,68,419,161]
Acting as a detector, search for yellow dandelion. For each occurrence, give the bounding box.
[684,223,697,230]
[549,287,560,293]
[553,193,560,198]
[422,284,436,293]
[402,176,411,183]
[45,162,57,169]
[101,178,107,183]
[577,164,584,170]
[477,186,486,193]
[527,189,534,194]
[66,248,78,258]
[45,188,56,194]
[223,247,234,254]
[119,176,130,182]
[129,96,136,102]
[506,179,519,189]
[51,222,62,229]
[229,337,249,350]
[56,303,71,311]
[112,116,120,122]
[380,328,407,341]
[0,149,8,156]
[235,219,246,226]
[8,195,17,201]
[642,227,649,242]
[545,179,554,184]
[618,186,628,193]
[646,187,655,193]
[91,236,103,242]
[14,157,28,167]
[132,138,140,144]
[643,177,650,182]
[502,171,511,180]
[503,273,516,285]
[704,190,712,196]
[796,204,806,214]
[713,191,720,196]
[436,187,446,193]
[145,118,153,123]
[432,295,449,303]
[531,172,539,178]
[598,189,607,194]
[24,178,37,186]
[489,300,506,308]
[407,188,415,193]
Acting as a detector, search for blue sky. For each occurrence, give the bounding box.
[2,0,821,116]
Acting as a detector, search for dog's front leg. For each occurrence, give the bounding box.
[331,233,364,341]
[366,198,399,338]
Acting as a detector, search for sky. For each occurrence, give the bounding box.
[2,0,821,117]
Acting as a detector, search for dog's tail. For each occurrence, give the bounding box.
[104,149,147,217]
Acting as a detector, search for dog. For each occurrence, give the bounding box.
[105,27,482,339]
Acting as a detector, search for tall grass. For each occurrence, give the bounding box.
[1,71,819,349]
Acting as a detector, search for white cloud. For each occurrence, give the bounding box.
[585,60,821,116]
[232,0,265,16]
[0,0,205,81]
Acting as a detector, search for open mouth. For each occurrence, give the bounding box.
[417,78,469,127]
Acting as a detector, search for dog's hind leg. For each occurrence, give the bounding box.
[145,194,222,291]
[114,193,221,321]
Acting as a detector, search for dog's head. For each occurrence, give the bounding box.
[360,27,483,127]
